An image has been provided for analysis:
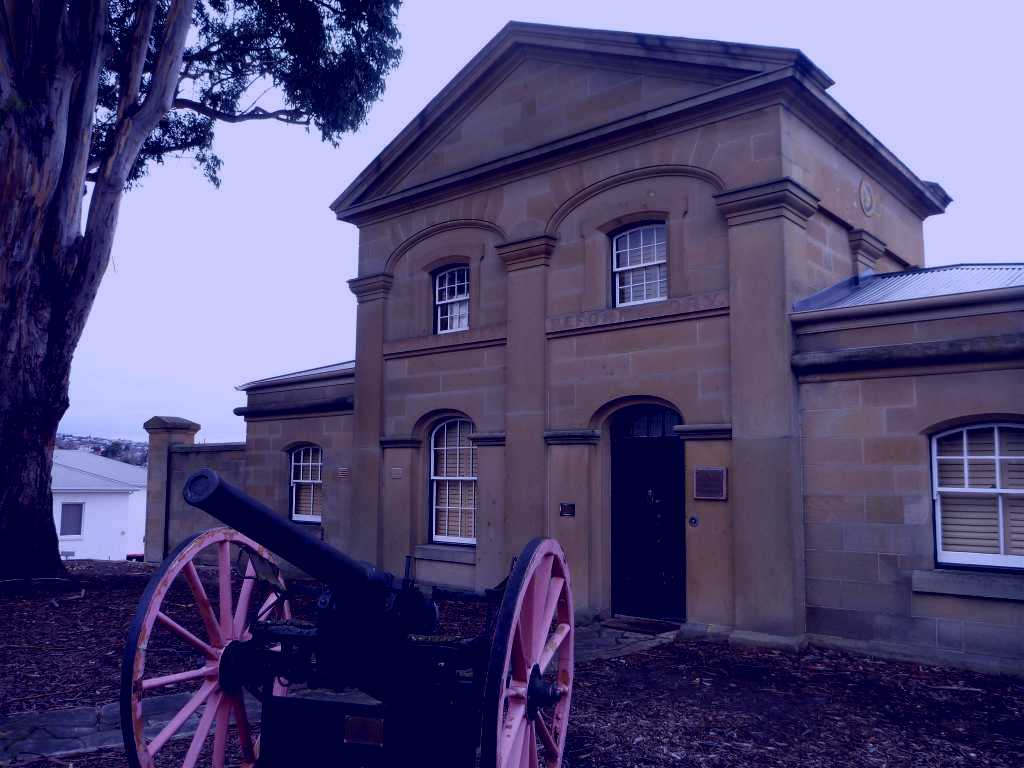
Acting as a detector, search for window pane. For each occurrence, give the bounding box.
[1001,460,1024,489]
[967,427,996,456]
[968,459,997,489]
[1000,427,1024,457]
[937,459,965,488]
[940,494,1000,553]
[936,432,963,457]
[1006,496,1024,556]
[60,503,83,536]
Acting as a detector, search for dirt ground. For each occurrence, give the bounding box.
[3,561,1024,767]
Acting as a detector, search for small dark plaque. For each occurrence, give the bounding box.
[694,466,727,501]
[559,503,576,517]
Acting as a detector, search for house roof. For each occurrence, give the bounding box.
[330,21,948,222]
[52,449,146,492]
[237,360,356,391]
[792,264,1024,314]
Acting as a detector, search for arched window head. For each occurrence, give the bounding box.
[435,266,470,334]
[430,418,477,544]
[932,423,1024,567]
[612,223,667,307]
[289,444,323,523]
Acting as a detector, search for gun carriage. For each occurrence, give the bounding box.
[120,469,574,768]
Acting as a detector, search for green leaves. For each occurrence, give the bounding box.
[90,0,402,186]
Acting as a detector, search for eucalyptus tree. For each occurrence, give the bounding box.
[0,0,401,578]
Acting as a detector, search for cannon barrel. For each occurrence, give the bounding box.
[183,468,382,590]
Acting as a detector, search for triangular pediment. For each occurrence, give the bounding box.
[332,22,832,219]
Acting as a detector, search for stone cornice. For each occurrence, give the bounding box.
[847,229,887,274]
[714,178,819,228]
[792,333,1024,375]
[380,435,421,449]
[348,272,394,303]
[544,429,601,445]
[496,235,558,271]
[234,396,353,419]
[673,423,733,441]
[468,431,506,446]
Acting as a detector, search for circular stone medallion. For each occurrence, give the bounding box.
[859,178,876,217]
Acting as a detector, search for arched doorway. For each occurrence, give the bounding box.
[610,404,685,620]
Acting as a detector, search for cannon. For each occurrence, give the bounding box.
[120,469,574,768]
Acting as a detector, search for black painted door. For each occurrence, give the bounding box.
[611,406,685,620]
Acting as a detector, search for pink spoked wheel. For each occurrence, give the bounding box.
[482,538,574,768]
[121,528,291,768]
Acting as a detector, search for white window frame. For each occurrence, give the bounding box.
[932,423,1024,568]
[290,445,323,523]
[430,418,477,545]
[612,223,668,308]
[435,266,470,334]
[58,501,85,540]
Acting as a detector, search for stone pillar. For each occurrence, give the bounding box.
[714,178,818,640]
[469,431,506,590]
[143,416,200,562]
[347,272,393,565]
[496,235,557,559]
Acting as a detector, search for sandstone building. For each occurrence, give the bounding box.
[145,23,1024,673]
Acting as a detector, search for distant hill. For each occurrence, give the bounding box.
[55,433,148,467]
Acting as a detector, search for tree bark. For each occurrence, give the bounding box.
[0,0,194,579]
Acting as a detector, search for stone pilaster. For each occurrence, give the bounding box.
[469,431,507,590]
[848,228,887,278]
[714,178,818,639]
[347,272,393,564]
[143,416,200,562]
[496,235,557,559]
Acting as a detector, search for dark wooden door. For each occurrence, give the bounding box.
[611,406,685,620]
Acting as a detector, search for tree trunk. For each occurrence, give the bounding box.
[0,112,85,581]
[0,0,110,580]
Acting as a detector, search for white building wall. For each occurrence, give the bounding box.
[52,489,146,560]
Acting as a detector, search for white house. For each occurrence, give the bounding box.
[52,449,147,560]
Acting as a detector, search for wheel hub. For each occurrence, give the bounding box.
[526,663,562,720]
[218,640,248,694]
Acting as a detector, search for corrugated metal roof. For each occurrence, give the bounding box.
[793,263,1024,313]
[52,450,146,492]
[237,360,355,391]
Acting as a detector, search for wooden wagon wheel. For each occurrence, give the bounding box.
[121,527,291,768]
[482,538,574,768]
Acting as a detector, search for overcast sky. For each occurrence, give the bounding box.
[59,0,1023,444]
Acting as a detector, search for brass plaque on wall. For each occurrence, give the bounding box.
[694,466,727,500]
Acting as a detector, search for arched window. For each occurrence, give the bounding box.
[435,266,470,334]
[430,418,477,544]
[612,223,667,307]
[289,444,323,523]
[933,423,1024,567]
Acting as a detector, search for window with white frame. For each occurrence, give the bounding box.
[59,503,84,537]
[435,266,469,334]
[933,424,1024,567]
[290,445,323,523]
[612,223,667,307]
[430,418,477,544]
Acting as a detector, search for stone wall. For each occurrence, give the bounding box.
[797,303,1024,674]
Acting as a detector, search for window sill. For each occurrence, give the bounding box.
[912,569,1024,602]
[414,544,475,565]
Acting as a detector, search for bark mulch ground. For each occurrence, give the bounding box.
[4,561,1024,766]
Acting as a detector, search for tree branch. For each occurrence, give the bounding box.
[116,0,157,119]
[172,98,309,125]
[50,0,106,257]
